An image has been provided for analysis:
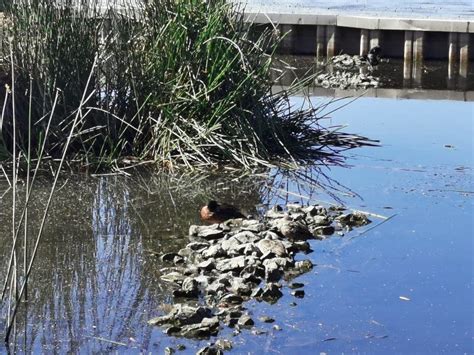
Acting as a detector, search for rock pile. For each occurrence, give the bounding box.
[149,203,371,351]
[315,53,387,89]
[315,71,380,90]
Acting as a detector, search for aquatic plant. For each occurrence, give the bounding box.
[0,0,375,170]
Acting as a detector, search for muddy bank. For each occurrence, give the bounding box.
[150,203,370,354]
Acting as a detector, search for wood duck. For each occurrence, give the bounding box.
[200,200,246,224]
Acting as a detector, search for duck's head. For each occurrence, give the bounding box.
[207,200,219,212]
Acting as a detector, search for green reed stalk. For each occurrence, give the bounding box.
[4,58,99,343]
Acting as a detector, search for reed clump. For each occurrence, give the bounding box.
[0,0,375,170]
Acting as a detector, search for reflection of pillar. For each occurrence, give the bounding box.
[369,30,380,49]
[459,33,469,78]
[448,32,458,79]
[403,31,413,81]
[326,25,336,57]
[412,31,424,86]
[360,29,369,56]
[316,25,326,61]
[280,24,294,53]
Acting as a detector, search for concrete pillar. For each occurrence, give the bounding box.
[326,25,336,57]
[459,33,469,78]
[369,30,380,49]
[316,25,326,61]
[280,24,294,53]
[412,31,424,85]
[360,29,369,56]
[448,32,458,79]
[403,31,413,81]
[413,31,424,64]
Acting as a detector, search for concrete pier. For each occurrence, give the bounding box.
[459,33,469,78]
[245,10,473,80]
[360,29,369,56]
[316,25,326,60]
[326,25,336,57]
[448,32,458,79]
[403,31,413,81]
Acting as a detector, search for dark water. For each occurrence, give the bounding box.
[0,96,472,353]
[275,56,474,93]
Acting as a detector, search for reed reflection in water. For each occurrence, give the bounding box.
[0,169,338,352]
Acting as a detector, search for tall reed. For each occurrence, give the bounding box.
[0,0,375,170]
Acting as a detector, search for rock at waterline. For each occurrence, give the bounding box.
[149,203,371,340]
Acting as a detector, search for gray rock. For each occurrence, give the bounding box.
[173,305,213,326]
[197,346,223,355]
[265,267,282,282]
[271,218,312,241]
[198,259,216,271]
[263,257,293,270]
[161,271,186,284]
[194,275,212,287]
[295,260,313,272]
[311,225,335,237]
[187,242,210,251]
[292,241,312,253]
[257,239,288,257]
[178,248,193,258]
[173,255,185,264]
[181,317,219,338]
[181,277,195,289]
[292,290,305,298]
[259,316,275,323]
[215,338,233,350]
[287,203,302,212]
[250,287,264,298]
[240,265,265,279]
[242,243,261,256]
[202,244,226,259]
[237,314,254,327]
[164,326,181,335]
[230,278,252,296]
[265,205,287,219]
[206,281,227,295]
[241,219,266,233]
[311,215,331,226]
[240,272,262,285]
[233,231,260,244]
[219,293,244,305]
[189,225,224,240]
[148,314,174,326]
[165,347,175,355]
[261,283,283,302]
[336,212,371,227]
[161,252,180,263]
[216,255,246,272]
[289,282,304,289]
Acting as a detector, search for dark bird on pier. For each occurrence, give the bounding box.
[200,200,246,224]
[366,45,382,66]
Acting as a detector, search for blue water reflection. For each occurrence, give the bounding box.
[235,96,473,354]
[0,96,472,353]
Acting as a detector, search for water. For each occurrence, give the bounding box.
[0,97,472,353]
[239,0,474,20]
